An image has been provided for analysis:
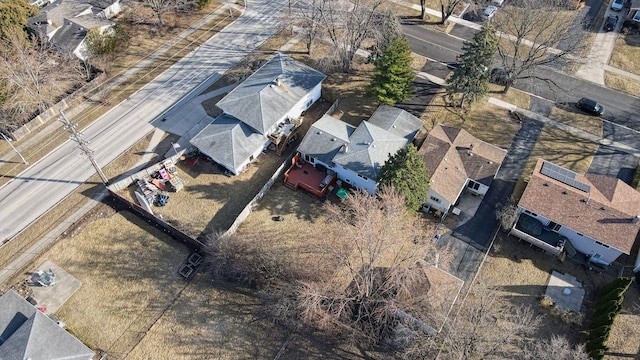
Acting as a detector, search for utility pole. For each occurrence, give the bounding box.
[0,132,28,165]
[58,110,109,185]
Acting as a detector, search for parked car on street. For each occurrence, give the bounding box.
[604,14,619,31]
[576,98,605,116]
[483,5,498,19]
[611,0,624,11]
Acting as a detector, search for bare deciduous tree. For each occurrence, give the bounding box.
[438,282,542,359]
[493,0,588,92]
[140,0,182,26]
[317,0,387,72]
[439,0,465,24]
[0,33,83,127]
[292,0,325,55]
[522,335,589,360]
[297,187,446,346]
[496,201,518,231]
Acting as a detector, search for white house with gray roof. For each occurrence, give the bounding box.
[296,105,423,194]
[28,0,120,60]
[0,290,94,360]
[191,53,326,175]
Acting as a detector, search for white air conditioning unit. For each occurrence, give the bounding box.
[451,207,462,215]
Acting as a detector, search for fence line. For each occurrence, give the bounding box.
[224,152,295,237]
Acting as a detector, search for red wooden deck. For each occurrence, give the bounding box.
[284,153,335,197]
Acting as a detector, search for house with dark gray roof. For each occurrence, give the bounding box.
[419,124,506,215]
[295,105,423,194]
[512,159,640,266]
[191,53,326,175]
[28,0,121,60]
[0,290,94,360]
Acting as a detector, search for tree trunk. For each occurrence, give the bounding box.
[502,80,513,94]
[440,5,446,25]
[421,0,426,19]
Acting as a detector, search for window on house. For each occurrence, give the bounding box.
[249,155,254,161]
[467,180,480,190]
[577,233,584,237]
[548,221,561,232]
[524,210,538,217]
[306,99,313,108]
[595,241,610,248]
[357,173,368,181]
[304,154,313,163]
[430,196,441,203]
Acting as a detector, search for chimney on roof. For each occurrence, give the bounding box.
[632,215,640,224]
[469,144,474,151]
[342,144,349,153]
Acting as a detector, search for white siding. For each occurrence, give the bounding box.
[425,189,451,213]
[332,164,376,194]
[518,206,624,265]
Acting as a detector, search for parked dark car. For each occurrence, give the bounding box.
[576,98,605,116]
[605,15,619,31]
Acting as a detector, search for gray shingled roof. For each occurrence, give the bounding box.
[297,114,355,165]
[189,114,266,173]
[216,53,326,135]
[333,121,410,181]
[367,105,423,141]
[0,291,94,360]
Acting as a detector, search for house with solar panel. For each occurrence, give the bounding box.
[190,53,326,175]
[511,159,640,266]
[285,105,423,196]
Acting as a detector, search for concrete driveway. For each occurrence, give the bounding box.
[575,2,625,84]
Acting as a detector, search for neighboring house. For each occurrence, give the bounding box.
[0,290,94,360]
[293,105,423,194]
[190,53,326,175]
[28,0,121,60]
[419,124,506,215]
[511,159,640,266]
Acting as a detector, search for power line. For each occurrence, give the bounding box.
[58,110,109,185]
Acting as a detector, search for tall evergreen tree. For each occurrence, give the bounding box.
[446,22,497,108]
[0,0,38,40]
[368,37,415,105]
[378,144,429,211]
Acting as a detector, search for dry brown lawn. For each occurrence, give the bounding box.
[604,70,640,96]
[606,284,640,359]
[121,144,294,239]
[31,209,190,356]
[513,124,598,201]
[609,33,640,75]
[548,107,604,136]
[127,274,288,360]
[421,91,521,149]
[479,233,618,347]
[488,83,531,110]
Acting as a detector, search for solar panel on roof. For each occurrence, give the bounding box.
[540,161,590,193]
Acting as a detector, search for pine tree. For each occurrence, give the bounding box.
[378,144,429,211]
[446,22,497,108]
[368,37,415,105]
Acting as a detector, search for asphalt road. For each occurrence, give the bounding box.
[0,1,286,243]
[403,24,640,134]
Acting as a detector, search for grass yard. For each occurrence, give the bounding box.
[547,106,604,136]
[127,274,289,360]
[31,208,191,357]
[121,142,294,239]
[609,33,640,75]
[421,91,521,149]
[604,70,640,96]
[479,232,617,347]
[488,84,531,110]
[605,284,640,359]
[513,124,598,200]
